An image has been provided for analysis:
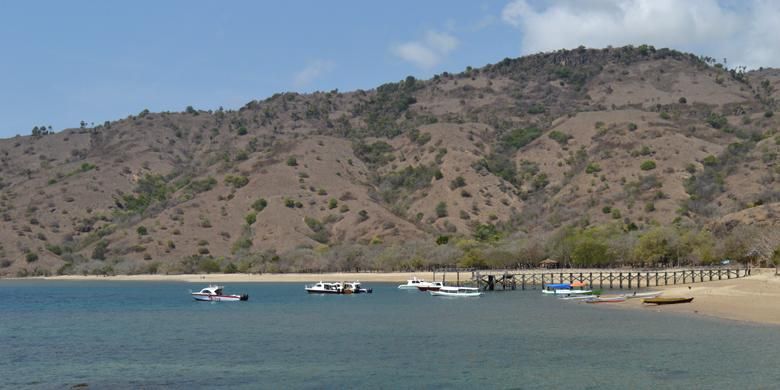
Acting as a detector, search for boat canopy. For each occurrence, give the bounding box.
[546,283,571,289]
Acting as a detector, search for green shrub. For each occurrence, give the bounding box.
[474,223,500,242]
[435,202,448,218]
[640,160,657,171]
[286,156,298,166]
[449,176,466,190]
[611,209,621,219]
[251,198,268,212]
[706,113,727,129]
[328,198,338,209]
[45,244,62,256]
[136,226,148,236]
[702,155,719,166]
[284,198,296,208]
[548,130,572,145]
[585,162,602,174]
[501,127,542,151]
[237,126,248,136]
[245,212,257,225]
[25,252,38,263]
[225,175,249,188]
[602,206,612,214]
[189,177,217,193]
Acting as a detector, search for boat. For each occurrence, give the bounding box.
[343,282,372,294]
[626,291,662,299]
[398,277,426,289]
[430,286,482,297]
[642,297,694,305]
[542,283,592,295]
[305,281,344,294]
[585,295,626,303]
[417,281,444,292]
[191,285,248,302]
[558,295,598,301]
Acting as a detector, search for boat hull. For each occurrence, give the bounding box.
[643,297,694,305]
[585,297,626,303]
[543,289,592,295]
[305,288,343,294]
[627,291,662,299]
[430,291,482,297]
[192,294,248,302]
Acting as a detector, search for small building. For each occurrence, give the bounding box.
[539,258,559,269]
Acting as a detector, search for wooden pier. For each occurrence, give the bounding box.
[464,268,751,291]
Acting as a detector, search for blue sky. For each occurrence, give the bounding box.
[1,0,778,138]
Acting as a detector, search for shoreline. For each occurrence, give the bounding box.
[613,269,780,326]
[5,269,779,326]
[7,272,445,283]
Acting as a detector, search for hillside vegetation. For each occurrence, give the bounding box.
[2,45,779,276]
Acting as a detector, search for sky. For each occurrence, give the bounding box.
[1,0,779,138]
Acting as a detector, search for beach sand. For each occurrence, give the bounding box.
[617,269,780,326]
[30,272,445,283]
[18,269,780,326]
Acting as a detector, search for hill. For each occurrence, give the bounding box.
[2,45,779,276]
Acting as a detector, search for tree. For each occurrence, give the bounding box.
[474,223,500,242]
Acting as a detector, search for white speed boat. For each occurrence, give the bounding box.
[430,286,482,297]
[417,281,444,292]
[191,285,248,302]
[398,277,426,289]
[305,282,344,294]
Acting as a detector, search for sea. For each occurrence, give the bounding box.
[1,280,779,389]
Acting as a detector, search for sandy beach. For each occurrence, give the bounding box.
[15,269,780,326]
[617,269,780,326]
[29,272,445,283]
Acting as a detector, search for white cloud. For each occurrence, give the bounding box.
[393,30,459,69]
[500,0,780,69]
[293,60,335,88]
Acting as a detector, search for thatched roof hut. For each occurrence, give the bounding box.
[539,258,559,268]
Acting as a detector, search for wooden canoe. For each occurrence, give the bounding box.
[642,297,693,305]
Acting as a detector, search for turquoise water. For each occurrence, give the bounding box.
[1,281,779,389]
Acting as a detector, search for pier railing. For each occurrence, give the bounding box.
[462,267,751,291]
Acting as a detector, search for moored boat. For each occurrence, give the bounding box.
[642,297,693,305]
[305,281,344,294]
[417,281,444,292]
[430,286,482,297]
[585,295,626,303]
[398,277,426,289]
[626,291,662,299]
[343,281,372,294]
[191,285,248,302]
[542,283,592,295]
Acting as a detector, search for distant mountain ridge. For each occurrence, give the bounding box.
[1,45,778,276]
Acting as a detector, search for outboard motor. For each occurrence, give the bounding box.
[240,294,249,301]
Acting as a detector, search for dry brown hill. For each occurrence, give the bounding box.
[2,45,779,276]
